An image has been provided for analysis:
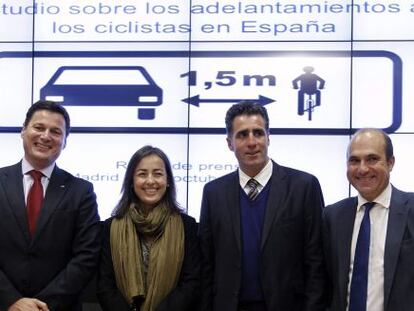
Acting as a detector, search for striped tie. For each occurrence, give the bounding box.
[247,178,260,200]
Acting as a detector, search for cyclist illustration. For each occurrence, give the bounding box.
[292,66,325,120]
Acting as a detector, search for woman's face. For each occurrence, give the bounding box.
[133,154,168,210]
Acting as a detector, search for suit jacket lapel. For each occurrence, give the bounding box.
[336,198,358,309]
[227,171,242,252]
[261,162,285,249]
[0,162,31,242]
[32,166,69,241]
[384,187,409,309]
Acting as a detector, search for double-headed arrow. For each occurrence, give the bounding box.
[182,95,275,107]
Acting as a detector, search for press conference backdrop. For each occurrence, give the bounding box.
[1,0,413,220]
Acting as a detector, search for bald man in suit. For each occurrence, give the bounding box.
[323,128,414,311]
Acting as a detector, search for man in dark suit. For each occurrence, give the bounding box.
[198,102,326,311]
[0,100,101,311]
[323,128,414,311]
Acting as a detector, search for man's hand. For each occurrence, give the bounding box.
[8,298,49,311]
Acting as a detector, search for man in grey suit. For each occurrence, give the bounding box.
[198,102,326,311]
[0,100,101,311]
[323,128,414,311]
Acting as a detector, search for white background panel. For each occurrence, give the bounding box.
[187,134,239,219]
[353,1,414,40]
[390,134,414,192]
[0,44,33,127]
[0,1,34,41]
[351,52,395,129]
[351,42,414,133]
[0,134,24,166]
[268,135,350,206]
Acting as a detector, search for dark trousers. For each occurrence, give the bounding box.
[237,301,266,311]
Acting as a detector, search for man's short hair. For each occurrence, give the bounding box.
[24,100,71,136]
[225,101,269,136]
[349,128,394,161]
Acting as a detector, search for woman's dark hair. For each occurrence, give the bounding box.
[112,145,181,218]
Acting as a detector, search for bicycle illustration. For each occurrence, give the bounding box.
[292,66,325,121]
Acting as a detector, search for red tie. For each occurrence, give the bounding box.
[27,170,44,236]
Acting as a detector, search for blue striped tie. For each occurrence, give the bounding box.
[247,179,260,200]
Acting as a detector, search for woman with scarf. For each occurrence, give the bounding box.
[97,145,200,311]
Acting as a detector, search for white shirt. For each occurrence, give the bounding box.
[21,157,55,204]
[346,183,392,311]
[238,159,273,195]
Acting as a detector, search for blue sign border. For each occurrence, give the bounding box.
[0,50,402,135]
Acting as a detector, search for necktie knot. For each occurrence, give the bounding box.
[363,202,376,213]
[29,170,43,181]
[247,178,260,200]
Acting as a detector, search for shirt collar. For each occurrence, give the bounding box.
[21,157,55,180]
[239,159,273,188]
[357,183,392,211]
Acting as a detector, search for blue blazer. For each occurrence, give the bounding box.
[0,162,101,311]
[198,160,327,311]
[323,186,414,311]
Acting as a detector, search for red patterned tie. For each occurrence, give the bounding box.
[27,170,44,236]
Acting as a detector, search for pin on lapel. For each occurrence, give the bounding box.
[60,185,65,189]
